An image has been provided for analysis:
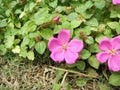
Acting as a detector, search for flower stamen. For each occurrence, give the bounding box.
[109,49,117,55]
[62,44,68,50]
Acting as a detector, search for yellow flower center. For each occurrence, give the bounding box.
[62,44,68,51]
[109,49,117,55]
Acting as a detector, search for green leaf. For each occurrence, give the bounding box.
[21,36,30,47]
[19,46,27,58]
[71,20,82,28]
[86,18,98,27]
[95,34,106,43]
[98,82,111,90]
[65,85,71,90]
[27,50,34,60]
[19,11,26,19]
[80,49,91,60]
[110,11,118,18]
[62,21,71,30]
[0,19,7,27]
[76,61,86,71]
[0,45,7,55]
[40,29,53,40]
[85,1,93,9]
[75,1,93,14]
[83,26,92,35]
[76,78,87,87]
[28,31,40,38]
[5,35,14,48]
[88,43,100,53]
[94,0,105,9]
[55,6,65,13]
[86,68,98,76]
[53,25,62,34]
[49,0,58,8]
[107,22,119,29]
[54,70,65,83]
[103,29,113,38]
[88,55,100,69]
[109,73,120,86]
[35,41,46,55]
[32,8,52,25]
[10,1,18,9]
[12,46,20,54]
[21,21,36,35]
[67,13,78,21]
[85,36,94,45]
[29,2,36,12]
[116,24,120,34]
[75,4,86,14]
[52,83,61,90]
[28,39,35,48]
[67,63,76,68]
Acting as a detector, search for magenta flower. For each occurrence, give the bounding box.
[96,36,120,71]
[48,29,84,64]
[112,0,120,5]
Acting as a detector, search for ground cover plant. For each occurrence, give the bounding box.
[1,0,120,89]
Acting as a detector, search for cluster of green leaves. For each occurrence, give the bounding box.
[1,0,120,89]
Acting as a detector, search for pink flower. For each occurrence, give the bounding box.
[52,16,60,24]
[96,36,120,71]
[112,0,120,5]
[48,29,84,64]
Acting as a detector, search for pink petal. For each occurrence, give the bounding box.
[99,38,112,51]
[50,48,64,62]
[112,0,120,5]
[108,53,120,72]
[96,52,109,63]
[58,30,70,44]
[111,35,120,50]
[65,50,79,64]
[68,39,83,53]
[108,57,113,71]
[48,37,61,52]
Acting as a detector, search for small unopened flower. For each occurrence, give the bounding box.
[48,29,84,64]
[112,0,120,5]
[96,36,120,71]
[52,16,60,24]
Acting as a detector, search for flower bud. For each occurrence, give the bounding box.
[52,16,60,24]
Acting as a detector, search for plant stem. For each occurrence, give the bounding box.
[49,66,99,78]
[60,71,68,86]
[37,22,51,30]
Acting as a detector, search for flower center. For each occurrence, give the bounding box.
[62,44,68,51]
[109,49,117,55]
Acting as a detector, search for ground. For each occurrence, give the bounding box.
[0,54,119,90]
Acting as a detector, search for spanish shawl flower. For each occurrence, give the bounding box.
[48,30,84,64]
[96,36,120,71]
[112,0,120,5]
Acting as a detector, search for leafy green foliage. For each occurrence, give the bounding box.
[76,78,88,87]
[52,83,61,90]
[88,55,100,69]
[40,29,53,40]
[109,73,120,86]
[80,49,91,60]
[35,41,46,55]
[76,61,86,71]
